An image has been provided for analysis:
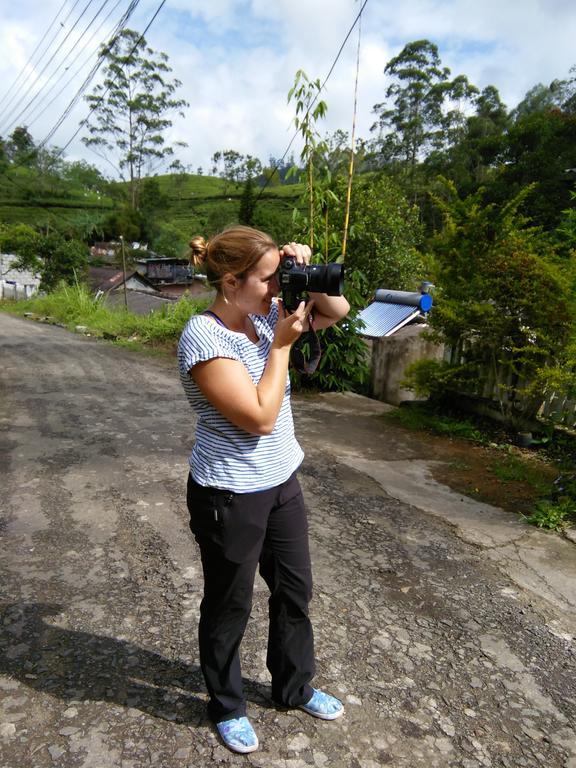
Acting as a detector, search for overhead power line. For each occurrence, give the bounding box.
[4,0,117,132]
[39,0,142,149]
[54,0,167,157]
[256,0,369,202]
[0,0,80,113]
[18,0,128,132]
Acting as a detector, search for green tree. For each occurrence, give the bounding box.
[425,85,509,197]
[555,189,576,256]
[407,181,575,426]
[7,126,37,166]
[82,29,188,210]
[0,136,8,170]
[238,176,256,225]
[288,69,328,252]
[372,40,477,191]
[488,108,576,230]
[558,64,576,113]
[340,174,425,298]
[287,70,370,392]
[512,83,559,121]
[211,150,263,191]
[101,205,141,243]
[151,222,189,258]
[0,223,88,290]
[63,160,108,194]
[138,176,170,242]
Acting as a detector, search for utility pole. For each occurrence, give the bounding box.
[120,235,128,310]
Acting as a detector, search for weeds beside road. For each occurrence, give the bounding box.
[385,406,576,534]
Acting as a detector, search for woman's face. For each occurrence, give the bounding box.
[234,247,280,315]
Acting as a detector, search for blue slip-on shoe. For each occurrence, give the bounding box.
[216,716,259,754]
[298,689,345,720]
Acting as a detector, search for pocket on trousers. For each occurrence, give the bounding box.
[187,476,268,564]
[187,477,234,548]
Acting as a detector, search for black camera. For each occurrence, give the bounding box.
[278,257,344,312]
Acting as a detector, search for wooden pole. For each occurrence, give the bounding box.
[342,14,363,261]
[120,235,128,310]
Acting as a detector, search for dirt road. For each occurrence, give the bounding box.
[1,313,575,767]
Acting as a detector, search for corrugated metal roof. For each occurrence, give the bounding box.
[357,302,420,338]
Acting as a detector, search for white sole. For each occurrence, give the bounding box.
[298,704,345,720]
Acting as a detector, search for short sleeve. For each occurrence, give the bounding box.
[267,299,279,329]
[177,316,241,376]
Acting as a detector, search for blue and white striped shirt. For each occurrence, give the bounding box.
[177,301,304,492]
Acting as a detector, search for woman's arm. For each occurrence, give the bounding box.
[191,300,312,436]
[306,292,350,330]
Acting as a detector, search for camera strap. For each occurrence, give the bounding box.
[290,311,322,375]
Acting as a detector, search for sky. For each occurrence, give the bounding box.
[0,0,575,178]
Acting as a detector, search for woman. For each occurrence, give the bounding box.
[177,225,350,754]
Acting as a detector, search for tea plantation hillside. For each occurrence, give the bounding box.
[152,173,304,240]
[0,165,113,232]
[0,166,304,243]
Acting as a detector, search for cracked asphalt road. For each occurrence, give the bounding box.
[1,313,576,768]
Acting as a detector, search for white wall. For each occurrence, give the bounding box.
[0,254,41,300]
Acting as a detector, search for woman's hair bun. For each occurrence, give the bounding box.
[189,235,208,267]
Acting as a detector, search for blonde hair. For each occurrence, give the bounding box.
[189,225,277,290]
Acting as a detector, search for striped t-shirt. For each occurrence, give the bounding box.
[177,301,304,492]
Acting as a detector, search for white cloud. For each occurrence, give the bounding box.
[0,0,575,174]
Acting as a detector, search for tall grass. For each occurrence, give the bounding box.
[0,281,209,347]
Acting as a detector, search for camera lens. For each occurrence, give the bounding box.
[307,263,344,296]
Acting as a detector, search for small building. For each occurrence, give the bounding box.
[134,256,192,283]
[90,242,121,263]
[0,254,41,300]
[134,256,209,299]
[357,285,443,406]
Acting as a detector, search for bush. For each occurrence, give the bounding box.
[415,180,576,426]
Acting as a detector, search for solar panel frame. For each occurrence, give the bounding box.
[357,302,421,338]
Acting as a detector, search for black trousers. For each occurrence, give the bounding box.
[187,471,315,722]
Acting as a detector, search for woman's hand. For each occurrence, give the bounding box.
[273,299,315,348]
[279,242,350,331]
[280,242,311,266]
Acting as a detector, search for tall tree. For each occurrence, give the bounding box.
[81,29,188,211]
[512,83,559,121]
[7,126,37,166]
[489,108,576,229]
[425,85,509,195]
[372,40,477,186]
[238,176,256,225]
[288,69,328,252]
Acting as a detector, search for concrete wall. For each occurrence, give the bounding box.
[370,323,445,405]
[0,254,41,300]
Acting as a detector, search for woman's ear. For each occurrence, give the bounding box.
[221,272,238,304]
[222,273,238,291]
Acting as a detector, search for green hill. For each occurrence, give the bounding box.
[0,165,114,233]
[150,172,304,241]
[0,165,305,244]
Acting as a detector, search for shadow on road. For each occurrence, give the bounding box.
[0,602,209,725]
